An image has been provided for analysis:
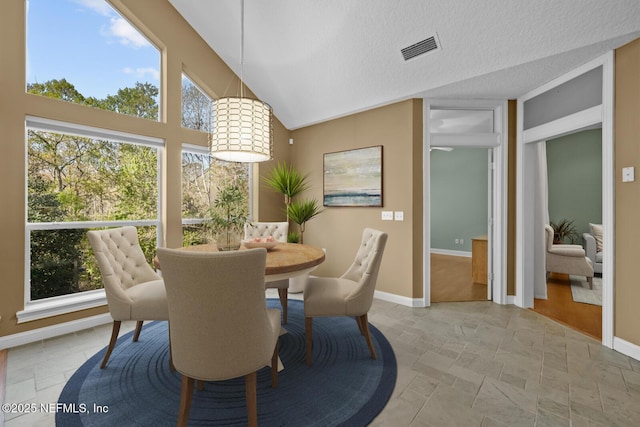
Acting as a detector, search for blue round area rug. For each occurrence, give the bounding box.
[57,299,396,426]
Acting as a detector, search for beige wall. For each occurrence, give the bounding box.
[290,100,423,299]
[614,38,640,345]
[0,0,288,338]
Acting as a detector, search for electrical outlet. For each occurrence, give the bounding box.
[460,239,464,245]
[455,239,460,244]
[623,166,635,182]
[394,211,404,221]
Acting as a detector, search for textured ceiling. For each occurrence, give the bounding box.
[169,0,640,130]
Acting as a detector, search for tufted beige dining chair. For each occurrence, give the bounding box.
[87,226,168,369]
[156,247,280,427]
[244,221,290,323]
[304,228,388,365]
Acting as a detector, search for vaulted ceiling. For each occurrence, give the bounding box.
[169,0,640,130]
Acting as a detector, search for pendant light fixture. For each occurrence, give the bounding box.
[209,0,273,162]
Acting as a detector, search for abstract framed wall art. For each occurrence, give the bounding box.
[323,145,383,207]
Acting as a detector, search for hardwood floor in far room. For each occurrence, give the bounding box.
[431,255,602,340]
[532,273,602,340]
[431,253,488,302]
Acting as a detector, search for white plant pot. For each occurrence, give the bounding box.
[289,247,324,293]
[289,272,310,293]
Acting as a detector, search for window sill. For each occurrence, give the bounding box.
[17,290,107,324]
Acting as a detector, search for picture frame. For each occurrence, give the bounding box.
[323,145,383,207]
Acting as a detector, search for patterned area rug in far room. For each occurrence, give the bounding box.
[570,275,602,306]
[57,299,396,427]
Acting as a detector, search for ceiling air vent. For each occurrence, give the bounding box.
[401,34,440,61]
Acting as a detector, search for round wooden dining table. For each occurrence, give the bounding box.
[153,242,325,282]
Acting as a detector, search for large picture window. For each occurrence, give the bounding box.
[23,117,162,321]
[26,0,161,121]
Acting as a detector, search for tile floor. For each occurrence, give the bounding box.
[3,292,640,426]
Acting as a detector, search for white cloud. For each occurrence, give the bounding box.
[71,0,112,16]
[123,67,160,81]
[108,17,151,48]
[73,0,150,49]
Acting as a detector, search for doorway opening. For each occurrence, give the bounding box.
[530,129,603,339]
[516,52,614,347]
[430,146,491,302]
[423,101,508,307]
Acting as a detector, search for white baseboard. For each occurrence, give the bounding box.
[374,289,516,308]
[0,313,112,350]
[430,249,472,258]
[374,290,425,307]
[613,336,640,362]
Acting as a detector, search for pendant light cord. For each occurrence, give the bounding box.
[240,0,245,99]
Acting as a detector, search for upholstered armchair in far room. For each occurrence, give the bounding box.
[583,223,603,274]
[545,224,594,289]
[244,221,290,323]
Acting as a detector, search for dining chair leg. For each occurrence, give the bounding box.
[305,317,313,365]
[271,341,279,388]
[355,316,365,335]
[168,327,175,372]
[177,375,194,427]
[100,320,121,369]
[245,372,258,427]
[358,314,377,360]
[132,320,144,342]
[278,288,288,324]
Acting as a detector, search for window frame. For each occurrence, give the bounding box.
[21,116,164,323]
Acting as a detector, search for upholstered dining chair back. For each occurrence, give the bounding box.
[244,221,289,242]
[341,228,388,315]
[156,247,279,380]
[244,221,291,324]
[157,247,280,426]
[87,226,162,320]
[87,226,168,369]
[303,228,387,365]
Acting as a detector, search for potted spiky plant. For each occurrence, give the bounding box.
[263,162,323,291]
[550,219,579,244]
[287,199,323,244]
[263,161,309,224]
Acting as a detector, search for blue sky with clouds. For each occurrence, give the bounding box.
[26,0,160,99]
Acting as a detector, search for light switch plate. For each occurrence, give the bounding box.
[394,211,404,221]
[622,166,635,182]
[381,211,393,220]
